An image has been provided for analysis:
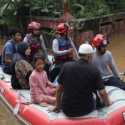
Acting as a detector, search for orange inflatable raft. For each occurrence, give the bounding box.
[0,70,125,125]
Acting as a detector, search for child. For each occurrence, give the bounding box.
[2,28,22,74]
[29,54,56,105]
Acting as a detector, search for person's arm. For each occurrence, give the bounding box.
[23,34,31,44]
[4,56,12,64]
[4,45,14,64]
[108,52,120,78]
[53,64,65,112]
[98,88,110,106]
[40,35,48,61]
[68,37,79,59]
[94,66,111,106]
[23,36,28,43]
[44,71,56,88]
[53,84,64,112]
[47,80,56,88]
[52,39,70,55]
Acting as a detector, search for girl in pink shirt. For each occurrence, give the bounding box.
[29,55,56,105]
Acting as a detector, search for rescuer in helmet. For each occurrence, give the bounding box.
[92,34,125,90]
[50,23,74,82]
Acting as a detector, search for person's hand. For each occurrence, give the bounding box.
[53,106,60,113]
[68,48,74,58]
[5,59,12,64]
[68,48,73,53]
[106,100,112,107]
[25,47,31,56]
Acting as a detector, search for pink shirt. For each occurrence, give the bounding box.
[29,70,55,103]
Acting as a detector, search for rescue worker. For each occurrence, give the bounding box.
[50,23,74,82]
[92,34,125,90]
[53,43,110,117]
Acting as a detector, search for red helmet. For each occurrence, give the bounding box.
[92,34,108,47]
[56,23,69,34]
[27,21,41,31]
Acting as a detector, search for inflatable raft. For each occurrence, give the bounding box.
[0,68,125,125]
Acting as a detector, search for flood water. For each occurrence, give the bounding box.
[0,39,23,125]
[0,35,125,124]
[108,34,125,72]
[0,98,23,125]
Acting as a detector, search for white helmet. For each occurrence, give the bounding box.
[78,43,94,54]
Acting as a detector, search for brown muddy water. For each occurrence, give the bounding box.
[0,35,125,124]
[0,39,24,125]
[0,98,23,125]
[108,34,125,72]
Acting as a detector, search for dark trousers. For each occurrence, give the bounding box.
[49,62,64,82]
[95,76,125,109]
[103,76,125,90]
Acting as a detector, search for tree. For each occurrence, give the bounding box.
[70,0,110,18]
[1,0,125,27]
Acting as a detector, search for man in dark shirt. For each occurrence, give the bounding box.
[54,43,110,117]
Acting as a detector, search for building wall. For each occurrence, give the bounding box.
[74,12,125,46]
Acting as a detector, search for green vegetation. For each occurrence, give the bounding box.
[0,0,125,26]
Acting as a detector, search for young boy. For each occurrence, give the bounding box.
[2,28,22,74]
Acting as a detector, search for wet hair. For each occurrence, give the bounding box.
[33,53,46,64]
